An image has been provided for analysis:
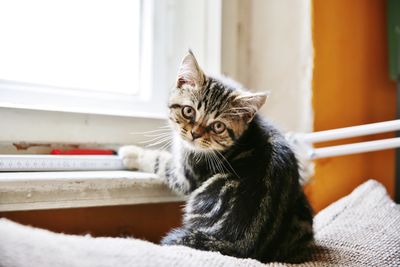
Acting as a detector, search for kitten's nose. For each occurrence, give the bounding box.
[191,127,204,140]
[191,131,202,140]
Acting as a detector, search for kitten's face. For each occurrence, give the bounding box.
[168,84,245,151]
[168,51,267,152]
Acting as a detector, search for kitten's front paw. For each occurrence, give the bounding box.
[118,145,144,170]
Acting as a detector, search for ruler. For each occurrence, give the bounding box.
[0,155,125,171]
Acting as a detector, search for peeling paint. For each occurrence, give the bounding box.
[13,142,51,150]
[5,142,116,155]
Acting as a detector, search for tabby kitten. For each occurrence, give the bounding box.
[119,51,314,263]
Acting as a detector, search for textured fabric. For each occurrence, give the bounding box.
[304,179,400,266]
[0,180,399,267]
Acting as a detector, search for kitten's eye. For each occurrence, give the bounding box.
[182,106,195,120]
[211,121,226,134]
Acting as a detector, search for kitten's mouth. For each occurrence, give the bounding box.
[170,125,211,151]
[182,138,210,151]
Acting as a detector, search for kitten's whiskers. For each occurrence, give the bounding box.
[143,132,171,138]
[210,151,225,174]
[145,136,172,147]
[140,132,171,144]
[129,125,170,135]
[214,150,241,179]
[159,140,173,152]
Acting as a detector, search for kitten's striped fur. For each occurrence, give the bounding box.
[119,51,314,263]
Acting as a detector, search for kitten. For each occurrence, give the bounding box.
[119,51,314,263]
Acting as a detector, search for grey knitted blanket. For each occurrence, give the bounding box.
[0,180,399,267]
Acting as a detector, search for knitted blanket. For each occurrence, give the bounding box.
[0,180,399,267]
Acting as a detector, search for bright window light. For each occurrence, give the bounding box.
[0,0,141,95]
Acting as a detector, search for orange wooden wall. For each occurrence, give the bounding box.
[305,0,396,212]
[0,203,183,242]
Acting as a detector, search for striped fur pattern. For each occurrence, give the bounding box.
[119,51,313,263]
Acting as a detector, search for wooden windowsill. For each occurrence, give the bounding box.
[0,171,184,212]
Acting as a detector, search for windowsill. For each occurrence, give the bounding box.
[0,171,184,212]
[0,107,168,145]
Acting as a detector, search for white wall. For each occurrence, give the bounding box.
[222,0,313,133]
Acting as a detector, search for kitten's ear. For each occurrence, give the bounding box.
[234,92,268,123]
[176,50,205,88]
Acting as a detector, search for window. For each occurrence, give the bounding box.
[0,0,163,118]
[0,0,222,144]
[0,0,141,95]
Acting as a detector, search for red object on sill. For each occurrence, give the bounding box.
[50,149,116,155]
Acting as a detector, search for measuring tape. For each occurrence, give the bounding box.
[0,155,125,171]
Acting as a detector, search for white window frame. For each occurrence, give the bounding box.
[0,0,222,145]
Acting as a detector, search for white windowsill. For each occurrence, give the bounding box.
[0,171,184,212]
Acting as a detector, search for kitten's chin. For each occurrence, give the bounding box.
[181,139,210,152]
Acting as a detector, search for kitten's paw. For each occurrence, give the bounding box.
[118,145,144,170]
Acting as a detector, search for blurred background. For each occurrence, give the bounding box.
[0,0,398,242]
